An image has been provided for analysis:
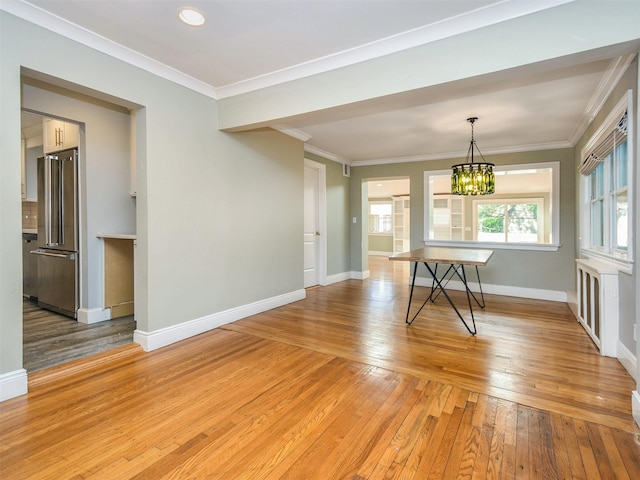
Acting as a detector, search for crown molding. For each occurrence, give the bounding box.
[214,0,577,98]
[2,0,218,99]
[272,125,312,142]
[568,53,636,145]
[348,141,572,167]
[4,0,575,101]
[304,144,349,165]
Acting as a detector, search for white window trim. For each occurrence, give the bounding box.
[424,161,560,252]
[579,90,634,272]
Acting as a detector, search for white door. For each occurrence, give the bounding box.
[304,164,319,287]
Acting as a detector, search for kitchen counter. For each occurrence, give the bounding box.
[22,228,37,235]
[96,233,136,240]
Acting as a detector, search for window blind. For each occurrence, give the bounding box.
[579,110,628,176]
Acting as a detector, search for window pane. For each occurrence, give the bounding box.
[477,204,505,242]
[507,203,538,243]
[591,162,604,198]
[615,141,628,188]
[614,191,628,249]
[591,200,604,247]
[369,203,392,234]
[370,204,392,216]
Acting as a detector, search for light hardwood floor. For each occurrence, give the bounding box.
[1,257,638,479]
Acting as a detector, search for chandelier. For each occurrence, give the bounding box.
[451,117,495,195]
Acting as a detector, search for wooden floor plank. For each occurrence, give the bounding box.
[1,257,639,479]
[611,428,640,477]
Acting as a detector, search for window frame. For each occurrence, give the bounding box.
[423,161,560,251]
[579,91,634,270]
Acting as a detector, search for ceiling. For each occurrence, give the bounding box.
[9,0,640,166]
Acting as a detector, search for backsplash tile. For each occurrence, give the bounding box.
[22,201,37,230]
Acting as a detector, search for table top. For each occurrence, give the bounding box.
[389,246,494,266]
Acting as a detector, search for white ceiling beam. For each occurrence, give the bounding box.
[218,1,640,132]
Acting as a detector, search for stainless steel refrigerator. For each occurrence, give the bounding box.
[32,148,79,318]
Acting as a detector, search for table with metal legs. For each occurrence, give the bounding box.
[389,247,494,335]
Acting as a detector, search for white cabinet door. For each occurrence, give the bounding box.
[43,119,79,153]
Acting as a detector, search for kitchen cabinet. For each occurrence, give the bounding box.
[43,119,79,154]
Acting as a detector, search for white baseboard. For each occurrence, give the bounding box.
[617,340,637,381]
[326,272,352,285]
[316,270,567,304]
[77,307,112,324]
[326,270,373,284]
[632,391,640,428]
[133,289,306,352]
[354,270,370,280]
[412,276,567,302]
[0,369,28,402]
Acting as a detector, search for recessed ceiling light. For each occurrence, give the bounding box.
[179,8,205,26]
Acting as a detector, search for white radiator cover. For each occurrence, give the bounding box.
[575,258,619,357]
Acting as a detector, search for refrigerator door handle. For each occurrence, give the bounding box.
[31,249,74,259]
[44,154,60,247]
[44,155,51,246]
[59,159,64,246]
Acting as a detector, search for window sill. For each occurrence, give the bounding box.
[424,240,561,252]
[579,249,633,274]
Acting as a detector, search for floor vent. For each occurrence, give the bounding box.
[575,258,619,357]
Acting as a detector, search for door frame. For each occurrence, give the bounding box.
[304,158,327,286]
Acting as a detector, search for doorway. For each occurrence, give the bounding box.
[20,80,138,371]
[366,177,410,280]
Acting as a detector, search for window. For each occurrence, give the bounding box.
[473,199,544,243]
[424,162,559,251]
[580,92,632,265]
[368,201,392,234]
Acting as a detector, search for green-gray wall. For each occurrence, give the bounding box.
[1,12,303,377]
[368,235,393,254]
[350,148,576,294]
